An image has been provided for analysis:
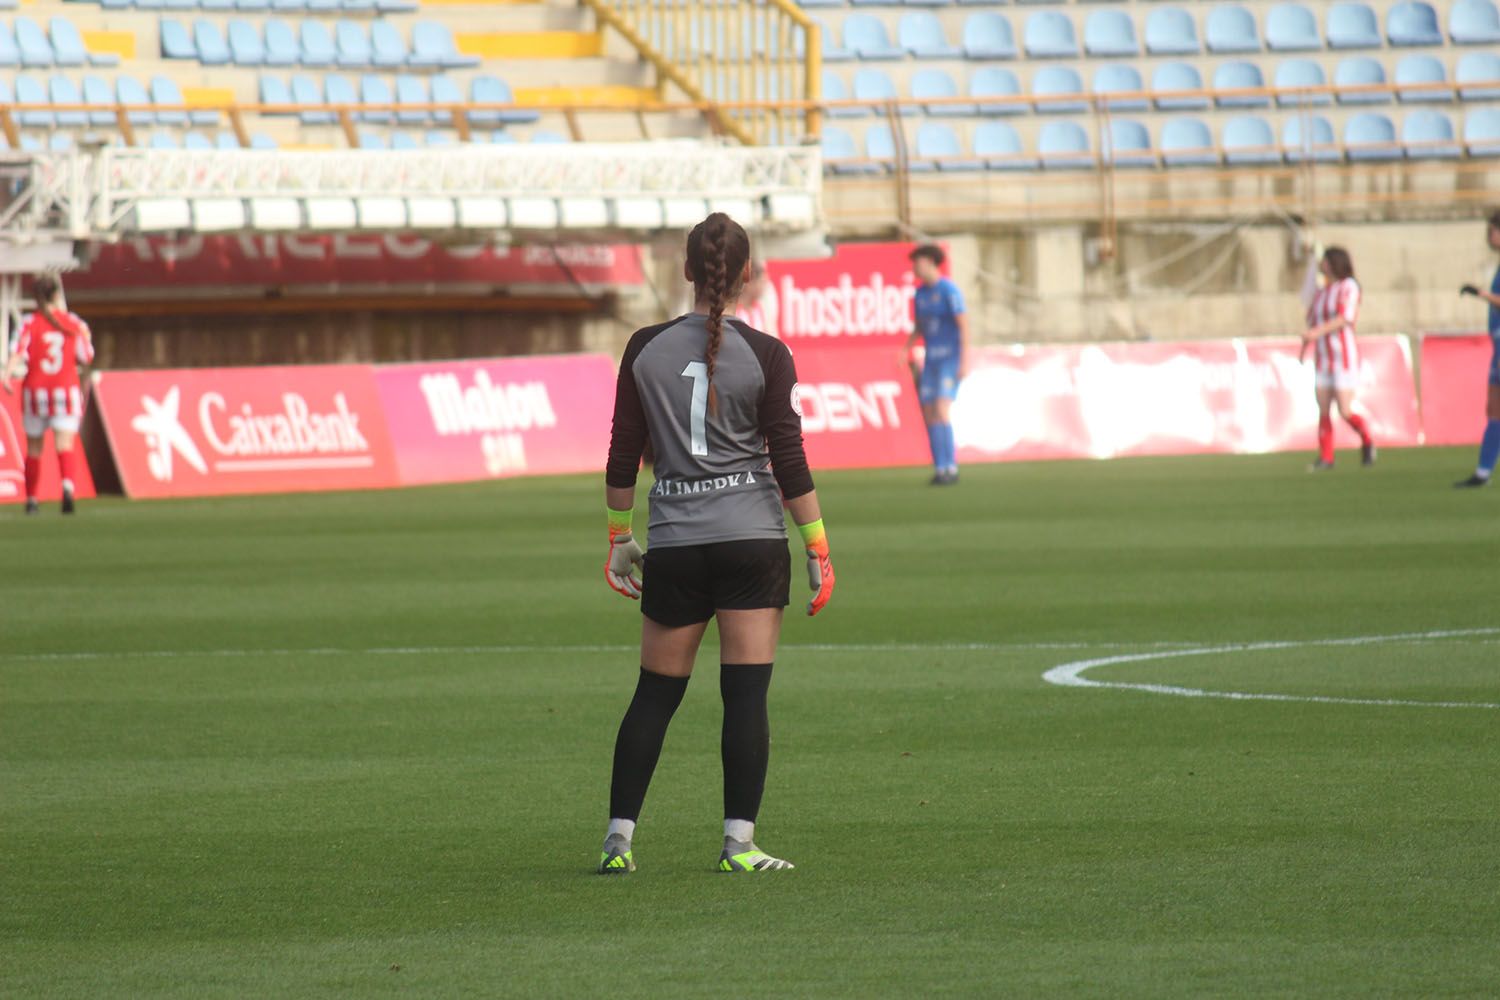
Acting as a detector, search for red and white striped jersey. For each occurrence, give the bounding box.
[1306,277,1361,376]
[12,310,94,420]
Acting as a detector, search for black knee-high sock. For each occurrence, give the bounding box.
[609,667,690,822]
[720,663,774,823]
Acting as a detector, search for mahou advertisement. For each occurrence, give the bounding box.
[761,242,920,347]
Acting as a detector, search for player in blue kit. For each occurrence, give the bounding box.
[1456,211,1500,488]
[905,244,970,486]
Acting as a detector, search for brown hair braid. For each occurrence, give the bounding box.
[685,213,750,414]
[32,275,66,333]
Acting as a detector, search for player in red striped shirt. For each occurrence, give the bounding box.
[2,276,94,514]
[1299,246,1375,471]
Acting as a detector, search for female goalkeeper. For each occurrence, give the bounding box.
[597,212,835,875]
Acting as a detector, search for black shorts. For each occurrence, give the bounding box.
[641,539,792,627]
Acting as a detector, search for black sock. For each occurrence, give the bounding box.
[720,663,774,825]
[608,667,690,822]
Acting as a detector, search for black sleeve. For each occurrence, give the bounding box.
[756,337,816,501]
[605,331,649,489]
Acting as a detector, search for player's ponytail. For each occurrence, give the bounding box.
[32,274,65,333]
[686,213,750,415]
[1323,247,1354,283]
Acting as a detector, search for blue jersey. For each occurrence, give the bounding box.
[913,278,965,360]
[1489,266,1500,339]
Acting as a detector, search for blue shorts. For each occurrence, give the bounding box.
[1489,339,1500,387]
[919,356,961,404]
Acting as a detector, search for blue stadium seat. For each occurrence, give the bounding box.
[1038,120,1092,169]
[974,121,1038,170]
[14,17,53,67]
[193,20,230,66]
[395,74,427,124]
[1326,3,1381,49]
[853,67,909,114]
[1282,115,1339,161]
[821,126,867,175]
[799,0,841,6]
[818,22,851,62]
[916,122,982,172]
[1093,63,1148,111]
[962,12,1017,59]
[822,69,861,118]
[239,0,271,11]
[411,21,478,68]
[259,73,291,111]
[290,73,332,123]
[1403,108,1460,157]
[371,20,407,68]
[470,75,537,124]
[228,20,264,66]
[160,19,195,60]
[1344,111,1401,159]
[117,74,152,125]
[422,130,453,147]
[1032,65,1087,113]
[1144,6,1200,55]
[865,121,897,164]
[49,75,86,127]
[970,67,1024,116]
[250,133,277,150]
[324,73,357,123]
[1274,59,1331,106]
[1387,2,1442,46]
[913,69,975,117]
[1334,56,1390,104]
[82,74,115,125]
[1213,61,1269,108]
[152,73,214,125]
[336,21,371,68]
[360,75,392,123]
[49,132,74,152]
[1222,115,1279,163]
[264,19,298,66]
[1395,54,1449,102]
[342,0,376,14]
[1450,0,1500,43]
[300,21,336,67]
[15,74,50,127]
[1103,119,1154,167]
[0,23,18,68]
[357,130,386,150]
[1152,61,1209,110]
[183,131,213,150]
[1084,9,1138,57]
[899,12,960,57]
[428,74,458,124]
[389,131,418,150]
[1457,51,1500,99]
[1464,107,1500,155]
[842,14,902,60]
[1024,10,1079,58]
[50,17,101,67]
[1206,5,1260,53]
[148,132,179,150]
[215,131,243,149]
[1266,3,1321,51]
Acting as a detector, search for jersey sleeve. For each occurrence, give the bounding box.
[72,315,95,365]
[758,339,815,501]
[1338,281,1361,324]
[942,279,966,316]
[605,329,651,490]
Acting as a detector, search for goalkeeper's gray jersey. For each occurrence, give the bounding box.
[606,313,814,548]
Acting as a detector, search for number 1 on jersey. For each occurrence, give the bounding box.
[681,361,709,457]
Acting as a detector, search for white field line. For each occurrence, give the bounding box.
[1041,628,1500,710]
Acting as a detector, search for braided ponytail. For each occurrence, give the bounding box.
[32,275,65,333]
[685,213,751,416]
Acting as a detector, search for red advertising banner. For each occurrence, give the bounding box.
[763,242,920,348]
[374,354,616,486]
[1419,334,1491,447]
[67,236,644,293]
[0,389,97,504]
[790,345,930,470]
[91,366,400,499]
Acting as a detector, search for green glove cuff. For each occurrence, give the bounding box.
[797,518,826,547]
[607,506,634,534]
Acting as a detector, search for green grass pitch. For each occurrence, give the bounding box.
[4,447,1499,997]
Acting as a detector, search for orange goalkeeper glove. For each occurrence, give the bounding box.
[605,507,644,600]
[799,519,834,617]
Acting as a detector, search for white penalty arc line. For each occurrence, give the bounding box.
[1042,628,1500,710]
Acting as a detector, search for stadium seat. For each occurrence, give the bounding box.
[184,131,214,150]
[1463,107,1500,155]
[14,17,53,67]
[300,22,336,67]
[1093,63,1148,112]
[1386,1,1443,46]
[1326,3,1382,49]
[898,12,960,58]
[1038,120,1092,169]
[865,121,897,164]
[799,0,841,6]
[239,0,271,12]
[1394,54,1449,102]
[821,126,875,175]
[117,74,153,125]
[1402,108,1460,157]
[1213,61,1269,108]
[1032,65,1087,113]
[49,75,86,127]
[1144,6,1200,56]
[1266,3,1321,51]
[259,73,291,111]
[819,22,852,62]
[1024,10,1079,58]
[395,74,427,124]
[215,131,243,149]
[973,121,1036,170]
[193,20,231,66]
[1282,115,1340,161]
[853,67,909,115]
[1344,111,1402,160]
[970,66,1024,116]
[0,24,18,68]
[360,75,393,122]
[325,73,356,122]
[50,17,101,67]
[411,21,478,68]
[371,20,408,68]
[336,21,371,68]
[470,75,538,124]
[290,73,332,123]
[1450,0,1500,42]
[1152,61,1209,110]
[49,132,74,152]
[228,19,264,66]
[390,131,418,150]
[1334,56,1391,104]
[1222,115,1279,164]
[423,130,453,147]
[160,19,195,60]
[1457,51,1500,99]
[82,74,115,125]
[822,69,861,118]
[148,132,179,150]
[1103,119,1154,167]
[841,14,902,60]
[1274,59,1331,106]
[150,74,199,125]
[1160,120,1218,166]
[962,12,1017,59]
[1083,9,1138,57]
[428,74,459,125]
[15,74,49,127]
[1206,4,1260,53]
[916,122,982,172]
[265,19,298,66]
[357,129,385,150]
[250,133,278,150]
[913,69,975,117]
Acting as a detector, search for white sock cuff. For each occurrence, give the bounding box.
[607,818,636,842]
[724,819,755,843]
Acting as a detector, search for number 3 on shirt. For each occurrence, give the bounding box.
[680,361,709,457]
[41,332,65,376]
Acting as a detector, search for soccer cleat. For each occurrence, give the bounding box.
[24,499,40,515]
[1454,473,1492,489]
[61,490,75,515]
[1308,459,1335,473]
[718,838,794,872]
[597,833,635,875]
[928,472,945,486]
[1361,443,1377,467]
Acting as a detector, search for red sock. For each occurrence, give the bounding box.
[23,456,40,500]
[57,448,78,494]
[1318,415,1335,464]
[1344,413,1372,447]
